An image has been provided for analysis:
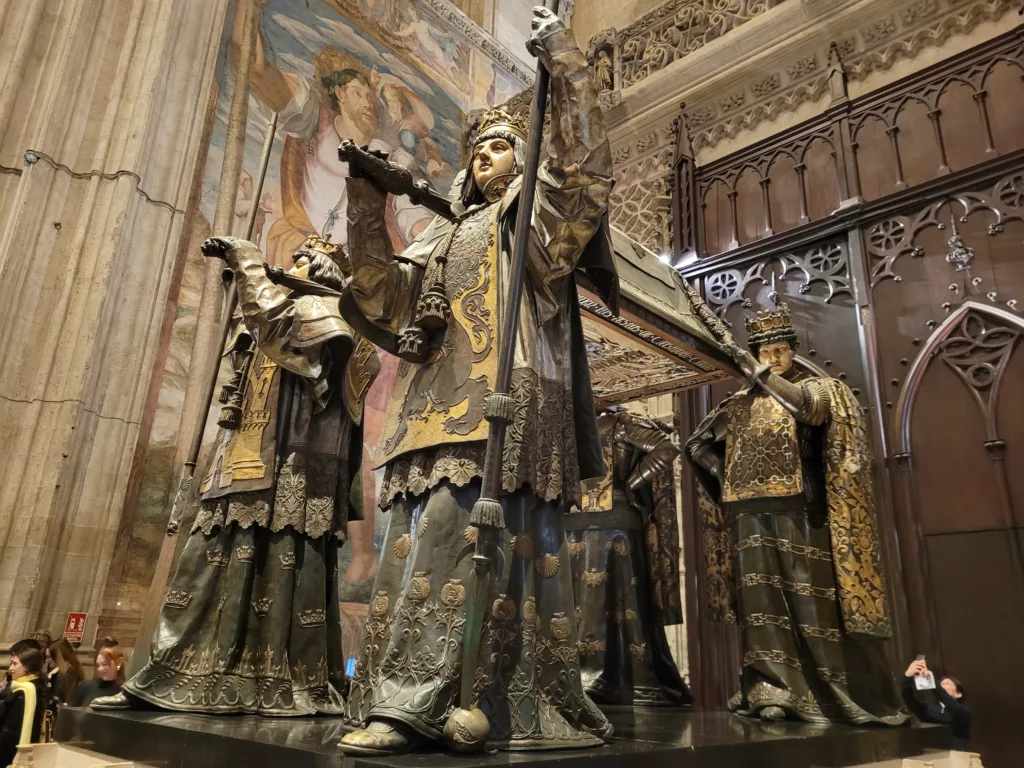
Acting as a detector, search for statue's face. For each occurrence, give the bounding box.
[758,340,795,375]
[472,137,516,196]
[290,253,311,281]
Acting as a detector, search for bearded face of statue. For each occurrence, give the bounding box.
[472,137,516,199]
[757,340,796,376]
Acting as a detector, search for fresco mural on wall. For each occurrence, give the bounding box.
[105,0,527,653]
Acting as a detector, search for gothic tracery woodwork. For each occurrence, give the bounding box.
[865,174,1024,295]
[702,241,853,319]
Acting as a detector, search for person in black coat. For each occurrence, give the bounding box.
[0,640,53,768]
[902,658,972,751]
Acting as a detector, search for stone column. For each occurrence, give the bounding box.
[0,0,230,650]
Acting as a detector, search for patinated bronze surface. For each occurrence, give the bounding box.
[685,305,908,726]
[567,411,692,708]
[338,14,616,754]
[112,237,376,716]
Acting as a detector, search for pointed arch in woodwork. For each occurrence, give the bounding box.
[894,301,1024,456]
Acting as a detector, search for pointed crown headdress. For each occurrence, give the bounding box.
[473,106,529,145]
[298,234,349,273]
[744,303,798,350]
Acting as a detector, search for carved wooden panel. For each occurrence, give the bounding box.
[851,40,1024,201]
[688,31,1024,258]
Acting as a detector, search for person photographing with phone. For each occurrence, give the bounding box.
[902,657,972,751]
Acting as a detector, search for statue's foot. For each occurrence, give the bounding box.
[759,705,787,722]
[90,692,133,711]
[339,720,418,755]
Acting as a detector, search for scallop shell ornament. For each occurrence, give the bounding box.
[534,553,560,578]
[393,534,412,559]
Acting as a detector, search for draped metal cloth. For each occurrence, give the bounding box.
[339,25,617,750]
[566,412,691,708]
[686,372,908,725]
[345,480,611,748]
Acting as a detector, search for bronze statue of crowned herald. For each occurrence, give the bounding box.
[685,301,910,726]
[336,3,619,755]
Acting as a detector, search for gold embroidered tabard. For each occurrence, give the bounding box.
[200,349,281,497]
[722,393,802,502]
[375,203,501,469]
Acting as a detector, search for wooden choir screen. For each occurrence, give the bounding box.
[692,30,1024,256]
[676,27,1024,766]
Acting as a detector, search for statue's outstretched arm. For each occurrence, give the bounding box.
[344,176,423,334]
[529,22,614,321]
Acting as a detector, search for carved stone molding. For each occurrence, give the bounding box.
[681,0,1017,152]
[610,147,676,252]
[614,0,780,88]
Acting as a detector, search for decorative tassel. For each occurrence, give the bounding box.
[469,497,505,529]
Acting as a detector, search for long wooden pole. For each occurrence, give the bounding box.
[129,109,278,675]
[444,0,559,750]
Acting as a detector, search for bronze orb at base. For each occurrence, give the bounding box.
[442,707,490,753]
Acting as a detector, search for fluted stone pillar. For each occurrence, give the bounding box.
[0,0,230,649]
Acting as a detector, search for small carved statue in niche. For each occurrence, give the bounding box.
[685,304,909,725]
[567,408,692,708]
[594,48,614,92]
[337,6,618,756]
[93,235,378,715]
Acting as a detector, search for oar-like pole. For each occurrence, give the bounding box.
[164,111,279,534]
[442,0,560,753]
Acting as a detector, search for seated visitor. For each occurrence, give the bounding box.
[46,640,82,705]
[0,640,54,768]
[72,647,125,708]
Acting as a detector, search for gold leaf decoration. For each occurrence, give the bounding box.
[534,553,560,578]
[417,515,428,538]
[408,573,431,602]
[511,534,533,559]
[371,591,389,617]
[567,540,585,558]
[491,595,517,621]
[549,612,572,640]
[463,525,478,545]
[581,569,608,587]
[393,534,412,559]
[441,579,466,607]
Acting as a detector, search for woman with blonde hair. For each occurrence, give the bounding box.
[46,641,82,705]
[71,647,124,708]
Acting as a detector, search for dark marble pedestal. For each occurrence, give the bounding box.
[56,707,949,768]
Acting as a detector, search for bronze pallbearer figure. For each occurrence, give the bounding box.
[685,304,909,725]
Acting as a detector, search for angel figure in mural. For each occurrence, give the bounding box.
[685,303,909,726]
[567,408,693,708]
[92,234,379,715]
[335,6,620,755]
[232,0,434,267]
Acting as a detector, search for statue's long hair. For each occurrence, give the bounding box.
[458,128,527,208]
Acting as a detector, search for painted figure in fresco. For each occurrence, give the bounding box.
[685,304,908,726]
[567,409,692,708]
[234,1,434,267]
[92,235,379,715]
[335,6,619,755]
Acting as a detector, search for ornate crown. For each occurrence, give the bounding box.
[207,549,230,568]
[298,608,327,627]
[744,303,798,350]
[299,234,345,263]
[164,590,193,609]
[474,106,529,143]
